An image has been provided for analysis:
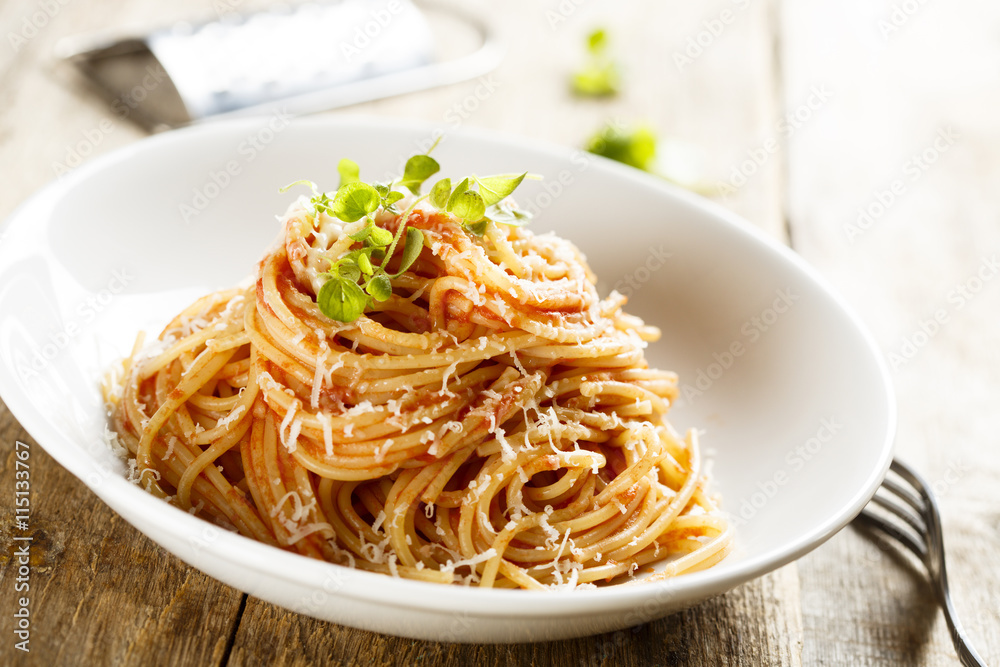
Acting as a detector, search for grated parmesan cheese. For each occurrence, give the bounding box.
[317,412,334,456]
[374,439,393,463]
[217,404,246,429]
[279,402,302,453]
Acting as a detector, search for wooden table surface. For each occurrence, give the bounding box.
[2,0,998,664]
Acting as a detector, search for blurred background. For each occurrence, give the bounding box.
[1,0,998,664]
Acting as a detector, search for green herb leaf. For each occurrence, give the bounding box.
[571,28,619,98]
[279,179,319,195]
[587,28,607,53]
[337,261,361,282]
[585,123,657,172]
[449,188,486,223]
[349,222,373,242]
[466,219,489,236]
[429,178,452,209]
[383,191,405,209]
[317,278,368,323]
[284,144,541,322]
[399,155,440,194]
[486,203,532,227]
[474,173,527,206]
[369,226,394,247]
[331,182,381,222]
[311,193,334,215]
[450,178,470,196]
[395,227,424,275]
[446,177,469,213]
[337,159,360,190]
[367,274,393,301]
[571,62,620,97]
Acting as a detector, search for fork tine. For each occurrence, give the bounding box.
[888,459,942,575]
[880,472,925,514]
[856,506,927,561]
[856,458,988,667]
[861,463,930,561]
[869,490,926,539]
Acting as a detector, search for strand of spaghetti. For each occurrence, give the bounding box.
[641,517,734,582]
[138,291,244,380]
[136,346,238,488]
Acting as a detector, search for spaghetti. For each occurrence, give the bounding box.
[107,162,731,589]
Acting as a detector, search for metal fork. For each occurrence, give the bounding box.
[854,458,987,667]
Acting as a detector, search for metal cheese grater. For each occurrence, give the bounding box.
[57,0,502,131]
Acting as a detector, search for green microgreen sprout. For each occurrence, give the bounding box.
[584,121,719,195]
[427,172,537,236]
[281,140,536,323]
[571,28,620,98]
[584,121,657,171]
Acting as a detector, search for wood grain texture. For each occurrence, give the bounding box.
[2,0,995,664]
[0,1,250,665]
[223,568,802,667]
[226,564,802,667]
[0,400,245,667]
[782,0,1000,665]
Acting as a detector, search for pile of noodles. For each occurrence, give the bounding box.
[107,199,731,589]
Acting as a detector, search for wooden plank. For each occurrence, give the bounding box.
[229,565,802,666]
[0,400,245,666]
[0,0,249,665]
[782,0,1000,664]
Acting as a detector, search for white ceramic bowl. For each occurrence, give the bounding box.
[0,117,895,643]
